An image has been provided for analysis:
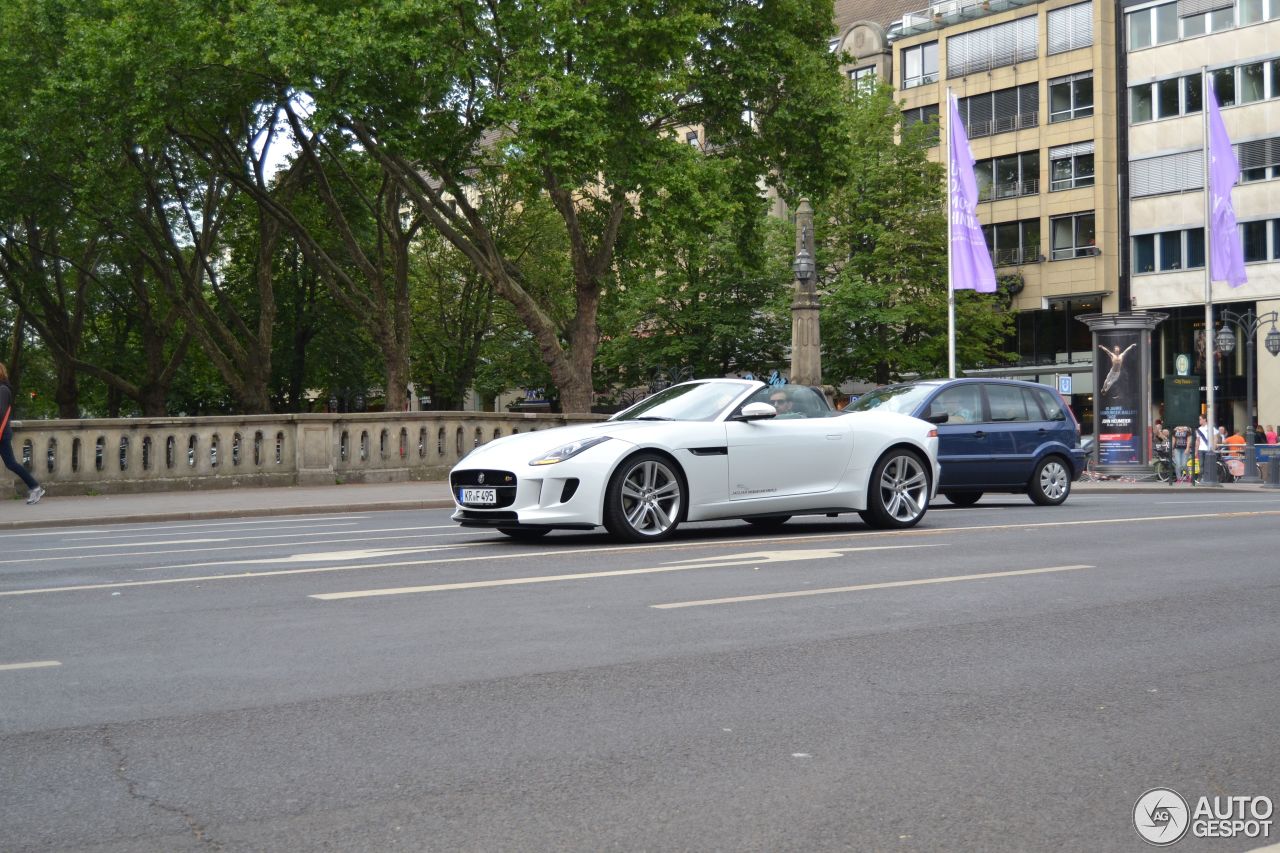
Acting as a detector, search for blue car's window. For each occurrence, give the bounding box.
[844,384,935,415]
[612,382,747,422]
[929,385,984,424]
[1033,387,1067,421]
[987,384,1031,422]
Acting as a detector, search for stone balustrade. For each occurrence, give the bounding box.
[6,411,607,497]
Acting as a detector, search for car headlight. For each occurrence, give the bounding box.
[529,436,612,466]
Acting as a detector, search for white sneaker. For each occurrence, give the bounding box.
[26,486,45,505]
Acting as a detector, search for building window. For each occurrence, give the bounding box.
[974,151,1039,201]
[902,42,938,89]
[1128,3,1178,50]
[1131,229,1205,274]
[982,218,1041,267]
[1050,212,1095,260]
[1047,2,1093,55]
[849,66,876,86]
[1049,73,1094,123]
[1211,67,1235,106]
[958,83,1038,140]
[946,15,1038,76]
[1130,72,1205,124]
[1243,220,1268,262]
[1240,136,1280,182]
[1050,142,1094,191]
[1136,229,1203,272]
[1131,150,1203,196]
[685,130,700,147]
[902,103,940,145]
[1273,221,1280,259]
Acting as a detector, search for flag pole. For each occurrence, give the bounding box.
[1202,66,1218,482]
[947,86,957,379]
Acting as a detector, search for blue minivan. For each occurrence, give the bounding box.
[845,378,1086,506]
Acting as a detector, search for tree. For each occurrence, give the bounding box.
[818,83,1014,385]
[231,0,850,411]
[599,160,793,387]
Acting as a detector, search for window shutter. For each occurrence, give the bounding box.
[1177,0,1232,16]
[1048,2,1093,55]
[1050,140,1095,159]
[947,16,1038,76]
[1236,136,1280,172]
[1130,150,1203,197]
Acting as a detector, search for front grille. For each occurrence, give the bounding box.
[450,469,518,508]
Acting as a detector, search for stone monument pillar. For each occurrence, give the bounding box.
[790,199,821,386]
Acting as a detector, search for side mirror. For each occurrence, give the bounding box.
[926,412,950,425]
[735,402,777,421]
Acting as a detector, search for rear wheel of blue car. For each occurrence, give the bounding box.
[604,452,685,542]
[859,449,930,529]
[944,492,982,507]
[1029,456,1071,506]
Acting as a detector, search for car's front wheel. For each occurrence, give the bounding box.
[1029,456,1071,505]
[603,452,685,542]
[859,449,930,529]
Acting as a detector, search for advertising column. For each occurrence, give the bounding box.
[1078,312,1167,476]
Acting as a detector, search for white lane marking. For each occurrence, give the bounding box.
[651,564,1096,609]
[0,660,62,672]
[6,508,1278,598]
[0,532,484,568]
[2,526,473,557]
[62,516,369,539]
[309,544,941,601]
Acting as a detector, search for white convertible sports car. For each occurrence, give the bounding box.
[449,379,940,542]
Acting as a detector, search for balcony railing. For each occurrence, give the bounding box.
[979,178,1039,203]
[896,0,1039,38]
[967,112,1038,140]
[992,247,1041,267]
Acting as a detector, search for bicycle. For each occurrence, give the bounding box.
[1151,442,1174,484]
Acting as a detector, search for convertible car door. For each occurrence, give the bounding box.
[725,416,853,499]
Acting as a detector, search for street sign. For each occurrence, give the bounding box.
[1058,374,1072,396]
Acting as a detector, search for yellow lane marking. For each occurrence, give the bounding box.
[0,660,62,672]
[651,564,1095,609]
[309,544,940,601]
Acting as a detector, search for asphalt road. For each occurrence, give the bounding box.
[3,492,1280,852]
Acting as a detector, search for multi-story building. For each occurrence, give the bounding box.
[838,0,1118,426]
[1123,0,1280,433]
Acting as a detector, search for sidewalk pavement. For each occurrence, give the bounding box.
[2,476,1277,531]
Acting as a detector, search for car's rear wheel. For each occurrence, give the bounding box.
[1029,456,1071,505]
[498,527,551,540]
[744,516,791,530]
[603,452,684,542]
[859,449,930,529]
[943,492,982,507]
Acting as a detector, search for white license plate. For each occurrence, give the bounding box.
[460,487,497,505]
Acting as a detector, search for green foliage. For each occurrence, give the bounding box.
[818,83,1014,385]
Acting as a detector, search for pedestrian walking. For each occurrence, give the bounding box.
[1267,424,1278,445]
[1172,423,1193,482]
[0,362,44,504]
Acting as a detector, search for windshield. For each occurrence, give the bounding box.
[611,382,751,422]
[844,384,936,416]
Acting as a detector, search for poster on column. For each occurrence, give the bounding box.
[1095,328,1143,465]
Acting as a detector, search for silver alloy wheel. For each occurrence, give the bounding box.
[618,458,682,536]
[876,452,930,524]
[1035,458,1070,503]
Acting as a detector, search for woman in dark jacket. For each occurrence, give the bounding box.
[0,362,44,504]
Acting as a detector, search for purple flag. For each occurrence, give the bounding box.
[947,93,997,293]
[1206,84,1247,287]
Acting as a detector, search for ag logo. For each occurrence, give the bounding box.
[1135,788,1190,845]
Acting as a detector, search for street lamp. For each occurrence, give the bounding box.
[792,243,815,283]
[1215,308,1280,482]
